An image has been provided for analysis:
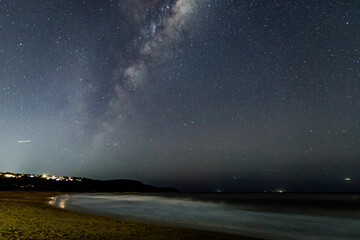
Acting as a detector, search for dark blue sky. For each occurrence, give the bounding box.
[0,0,359,191]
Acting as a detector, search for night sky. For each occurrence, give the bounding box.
[0,0,359,192]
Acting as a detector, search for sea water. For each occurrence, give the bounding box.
[49,193,360,240]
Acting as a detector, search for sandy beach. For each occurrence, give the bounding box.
[0,191,259,240]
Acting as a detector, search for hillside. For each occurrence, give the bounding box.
[0,172,179,192]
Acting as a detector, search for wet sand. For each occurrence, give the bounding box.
[0,191,260,239]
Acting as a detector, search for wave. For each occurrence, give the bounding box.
[49,193,360,240]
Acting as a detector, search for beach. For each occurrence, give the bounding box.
[0,191,256,240]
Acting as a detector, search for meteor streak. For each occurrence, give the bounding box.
[17,140,31,143]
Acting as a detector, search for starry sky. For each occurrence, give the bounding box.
[0,0,359,192]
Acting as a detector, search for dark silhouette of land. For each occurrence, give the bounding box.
[0,172,179,192]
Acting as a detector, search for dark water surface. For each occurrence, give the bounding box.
[49,193,360,240]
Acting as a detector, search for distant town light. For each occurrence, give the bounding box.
[1,171,83,182]
[4,174,15,178]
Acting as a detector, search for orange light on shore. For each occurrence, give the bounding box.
[4,174,15,178]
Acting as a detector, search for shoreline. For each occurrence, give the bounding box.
[0,191,261,239]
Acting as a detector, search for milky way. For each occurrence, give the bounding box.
[0,0,359,191]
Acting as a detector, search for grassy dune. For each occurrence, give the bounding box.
[0,191,259,240]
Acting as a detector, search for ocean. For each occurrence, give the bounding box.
[49,193,360,240]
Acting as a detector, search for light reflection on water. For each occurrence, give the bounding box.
[48,196,67,209]
[49,193,360,240]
